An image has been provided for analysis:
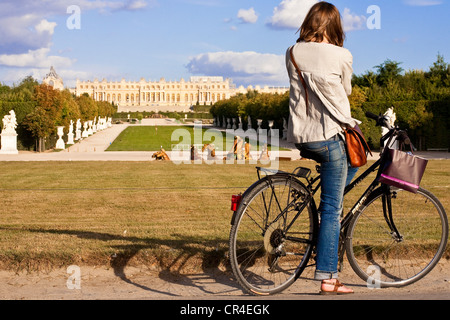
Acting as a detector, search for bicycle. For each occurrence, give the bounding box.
[229,112,448,296]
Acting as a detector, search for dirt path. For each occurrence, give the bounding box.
[1,259,448,300]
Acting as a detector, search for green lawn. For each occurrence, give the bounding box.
[106,125,285,151]
[0,160,448,273]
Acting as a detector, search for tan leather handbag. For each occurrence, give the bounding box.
[344,125,372,167]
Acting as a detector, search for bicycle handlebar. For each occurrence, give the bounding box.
[365,112,414,150]
[365,112,393,130]
[365,111,379,122]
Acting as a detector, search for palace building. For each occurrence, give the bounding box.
[45,67,288,113]
[43,66,64,91]
[73,76,234,112]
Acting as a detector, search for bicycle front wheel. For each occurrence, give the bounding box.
[346,186,448,288]
[229,175,318,295]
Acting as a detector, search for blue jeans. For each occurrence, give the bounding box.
[296,135,358,280]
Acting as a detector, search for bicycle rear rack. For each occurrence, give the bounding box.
[256,166,312,181]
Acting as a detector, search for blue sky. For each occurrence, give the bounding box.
[0,0,449,88]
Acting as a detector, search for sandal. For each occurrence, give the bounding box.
[320,279,354,295]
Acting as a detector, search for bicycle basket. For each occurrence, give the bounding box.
[379,148,428,193]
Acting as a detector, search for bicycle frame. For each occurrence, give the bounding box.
[255,150,384,230]
[249,124,405,271]
[341,158,381,229]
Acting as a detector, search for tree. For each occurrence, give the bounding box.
[76,93,97,120]
[23,107,51,152]
[426,53,449,87]
[23,84,61,152]
[96,100,117,118]
[375,59,403,86]
[352,71,377,88]
[348,85,368,110]
[59,89,81,129]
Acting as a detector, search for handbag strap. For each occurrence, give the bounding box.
[289,47,309,115]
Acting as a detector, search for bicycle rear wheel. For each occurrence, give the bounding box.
[346,186,448,288]
[229,175,318,295]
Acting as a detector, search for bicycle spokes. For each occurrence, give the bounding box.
[346,187,448,288]
[229,176,317,295]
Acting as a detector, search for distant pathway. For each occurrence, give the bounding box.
[0,119,448,161]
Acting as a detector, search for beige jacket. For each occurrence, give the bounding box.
[286,41,360,144]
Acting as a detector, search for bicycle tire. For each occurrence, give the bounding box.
[345,186,448,288]
[229,175,318,295]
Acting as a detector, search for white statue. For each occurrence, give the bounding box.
[67,120,75,145]
[87,120,93,135]
[384,107,396,128]
[2,110,17,134]
[257,119,263,131]
[68,120,74,134]
[0,110,18,154]
[268,120,274,137]
[92,117,97,133]
[55,126,65,150]
[75,119,82,140]
[82,121,89,138]
[100,117,106,130]
[282,118,288,140]
[383,107,397,148]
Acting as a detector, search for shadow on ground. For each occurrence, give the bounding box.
[0,227,243,296]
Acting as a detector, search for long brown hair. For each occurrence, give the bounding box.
[297,2,345,47]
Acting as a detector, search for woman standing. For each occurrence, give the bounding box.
[286,2,359,295]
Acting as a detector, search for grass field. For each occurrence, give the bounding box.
[0,160,448,273]
[106,125,285,151]
[107,126,183,151]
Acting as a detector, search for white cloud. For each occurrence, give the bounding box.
[268,1,367,32]
[186,51,288,86]
[35,19,58,36]
[268,0,318,29]
[237,7,259,24]
[85,0,153,12]
[0,0,153,86]
[403,0,443,6]
[0,15,55,54]
[0,0,152,54]
[0,67,90,88]
[342,8,366,32]
[123,0,149,11]
[0,48,75,68]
